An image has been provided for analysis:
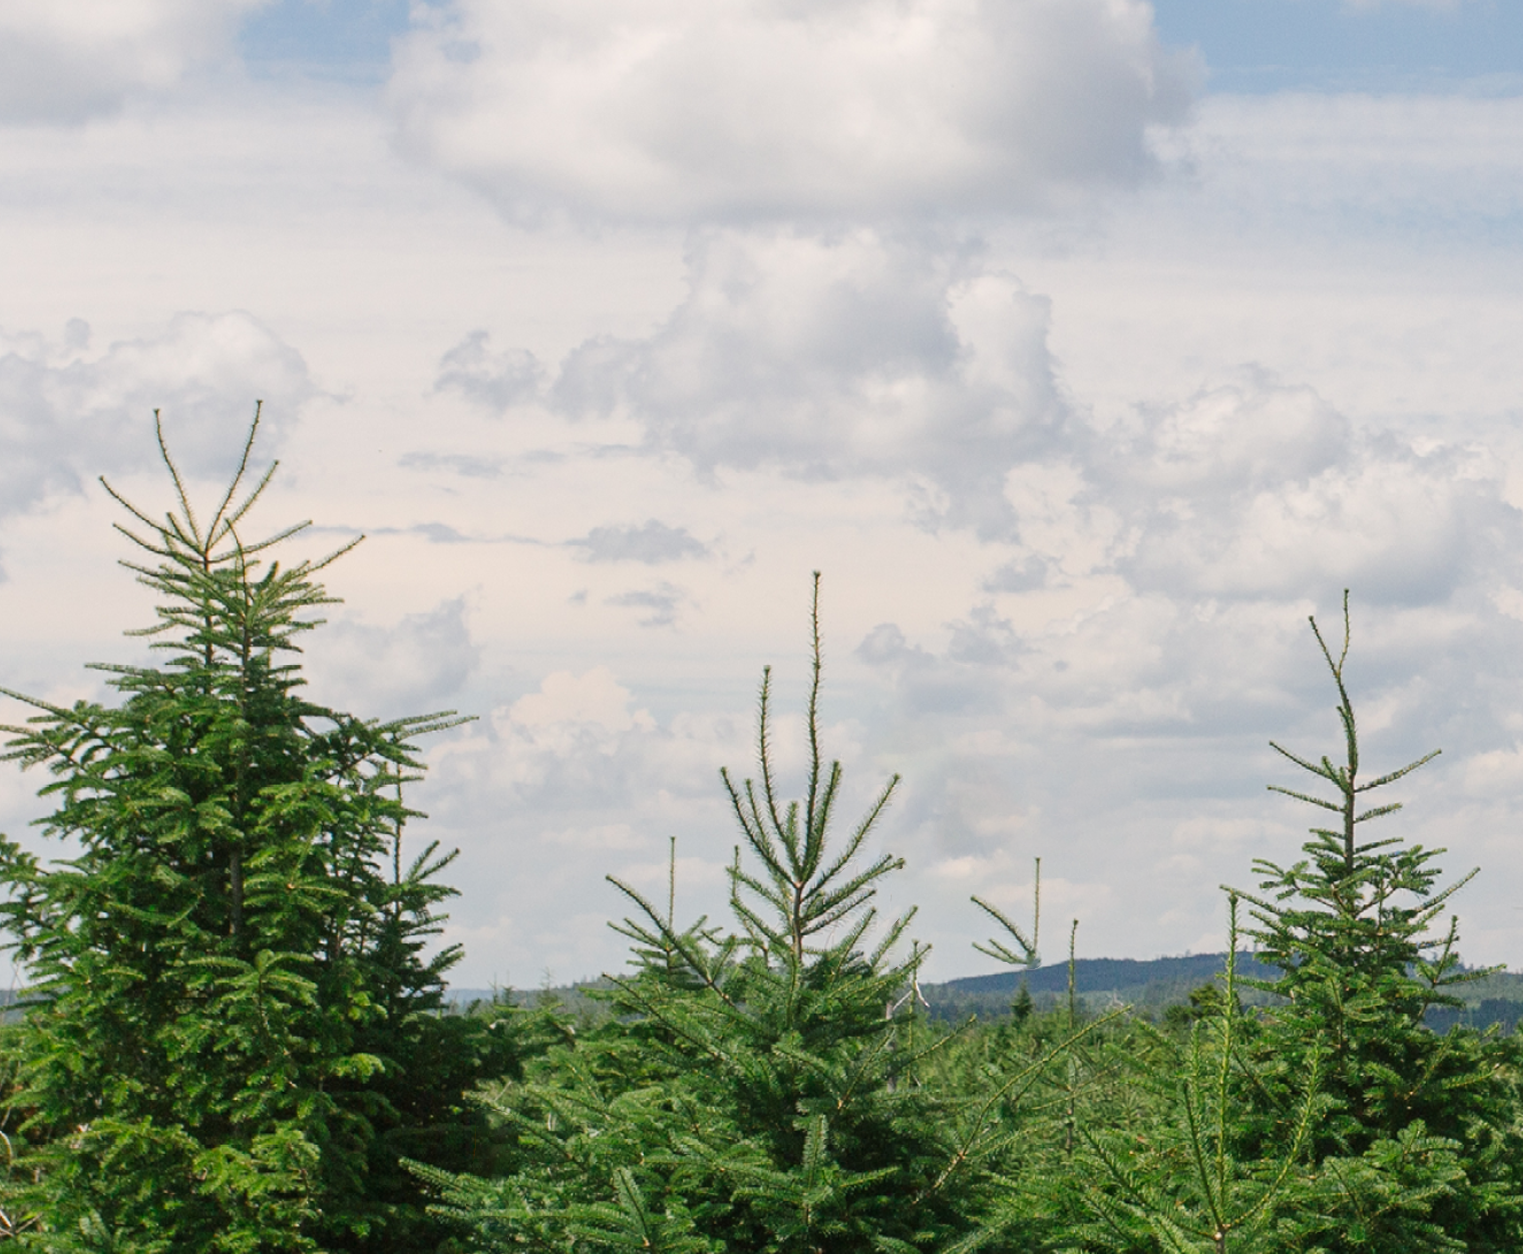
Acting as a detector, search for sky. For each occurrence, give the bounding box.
[1,0,1522,989]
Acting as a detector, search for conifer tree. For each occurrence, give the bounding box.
[1079,899,1320,1254]
[0,410,512,1252]
[422,578,1125,1254]
[422,575,989,1253]
[1231,593,1523,1251]
[948,909,1147,1253]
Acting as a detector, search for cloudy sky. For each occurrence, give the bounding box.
[2,0,1522,989]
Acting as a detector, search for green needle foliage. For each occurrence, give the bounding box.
[1230,592,1523,1252]
[970,858,1040,975]
[0,409,516,1252]
[422,575,991,1254]
[422,579,1144,1254]
[1080,901,1321,1254]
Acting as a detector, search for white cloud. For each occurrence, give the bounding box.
[1106,371,1522,605]
[0,0,265,123]
[547,228,1068,535]
[526,220,1522,615]
[505,667,653,742]
[388,0,1196,223]
[0,311,313,526]
[1127,373,1350,491]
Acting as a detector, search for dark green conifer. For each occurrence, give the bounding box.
[0,409,514,1252]
[1078,900,1320,1254]
[1231,593,1523,1251]
[421,575,988,1254]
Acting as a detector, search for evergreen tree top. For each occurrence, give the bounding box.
[104,403,353,667]
[0,404,486,1252]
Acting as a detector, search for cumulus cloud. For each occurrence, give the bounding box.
[550,228,1067,534]
[1100,371,1521,605]
[506,667,651,746]
[388,0,1196,224]
[0,311,313,523]
[449,229,1522,595]
[0,0,265,123]
[824,365,1523,746]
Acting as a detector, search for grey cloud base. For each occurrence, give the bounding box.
[0,1,263,123]
[0,311,311,534]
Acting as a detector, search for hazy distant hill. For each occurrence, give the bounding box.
[933,952,1280,998]
[919,952,1281,1021]
[919,953,1523,1031]
[446,954,1523,1032]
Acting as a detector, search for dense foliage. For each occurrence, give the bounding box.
[414,591,1523,1254]
[0,421,1520,1252]
[0,414,529,1251]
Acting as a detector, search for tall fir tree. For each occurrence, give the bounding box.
[420,576,1121,1254]
[422,575,992,1253]
[1230,593,1523,1252]
[0,410,517,1252]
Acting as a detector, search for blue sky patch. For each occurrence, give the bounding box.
[236,1,1523,95]
[1153,0,1523,94]
[238,0,412,81]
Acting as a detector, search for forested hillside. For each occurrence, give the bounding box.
[923,956,1523,1032]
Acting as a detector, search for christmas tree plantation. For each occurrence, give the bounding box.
[0,415,1520,1253]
